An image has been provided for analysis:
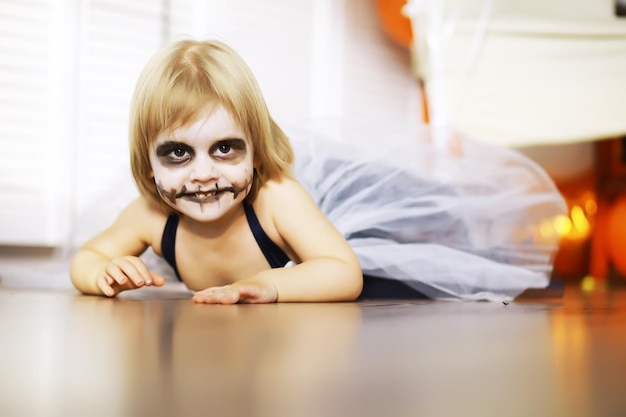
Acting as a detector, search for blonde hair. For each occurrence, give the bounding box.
[129,39,294,213]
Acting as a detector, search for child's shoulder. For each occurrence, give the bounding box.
[111,196,170,247]
[258,175,310,202]
[256,176,317,216]
[259,174,308,192]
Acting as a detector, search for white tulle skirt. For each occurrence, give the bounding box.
[286,120,566,301]
[1,119,567,302]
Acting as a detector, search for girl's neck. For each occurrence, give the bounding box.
[178,203,247,239]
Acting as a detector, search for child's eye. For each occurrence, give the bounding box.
[217,144,232,154]
[211,139,246,160]
[172,147,188,158]
[156,142,193,165]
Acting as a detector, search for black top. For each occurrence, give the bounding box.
[160,204,291,282]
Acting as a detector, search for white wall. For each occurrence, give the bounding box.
[0,0,422,250]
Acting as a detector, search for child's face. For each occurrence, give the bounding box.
[150,104,254,222]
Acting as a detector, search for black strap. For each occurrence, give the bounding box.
[161,213,182,281]
[244,204,290,268]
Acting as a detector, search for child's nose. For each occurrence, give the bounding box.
[189,157,218,182]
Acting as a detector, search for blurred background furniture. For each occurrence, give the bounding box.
[378,0,626,281]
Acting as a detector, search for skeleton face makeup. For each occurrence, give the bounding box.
[150,104,254,222]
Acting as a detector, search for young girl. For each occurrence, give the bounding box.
[70,39,363,303]
[70,39,567,303]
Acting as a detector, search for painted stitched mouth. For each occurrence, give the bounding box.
[174,185,238,202]
[181,190,220,202]
[193,190,217,198]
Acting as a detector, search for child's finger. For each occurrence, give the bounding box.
[96,276,116,297]
[217,288,241,304]
[238,285,277,303]
[237,285,260,301]
[104,264,129,286]
[114,258,145,287]
[125,257,154,285]
[192,290,217,303]
[193,290,223,303]
[149,272,166,287]
[193,286,240,304]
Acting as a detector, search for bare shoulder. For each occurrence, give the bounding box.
[257,176,315,209]
[256,175,358,270]
[257,176,334,237]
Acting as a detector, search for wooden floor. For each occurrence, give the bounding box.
[1,278,626,417]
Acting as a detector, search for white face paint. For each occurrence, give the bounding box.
[150,104,254,223]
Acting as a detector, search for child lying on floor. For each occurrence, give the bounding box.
[70,39,566,303]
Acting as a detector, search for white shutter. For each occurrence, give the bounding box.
[0,0,197,245]
[0,0,60,245]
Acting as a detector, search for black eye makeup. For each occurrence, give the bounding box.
[155,141,194,165]
[210,138,247,161]
[155,137,248,166]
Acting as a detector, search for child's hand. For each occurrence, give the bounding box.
[192,280,278,304]
[97,256,165,297]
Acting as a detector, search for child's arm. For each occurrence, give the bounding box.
[193,178,363,303]
[70,198,166,297]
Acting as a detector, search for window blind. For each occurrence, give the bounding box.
[0,0,192,245]
[0,0,59,245]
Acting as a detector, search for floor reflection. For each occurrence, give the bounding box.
[550,283,626,417]
[165,302,363,417]
[2,283,626,417]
